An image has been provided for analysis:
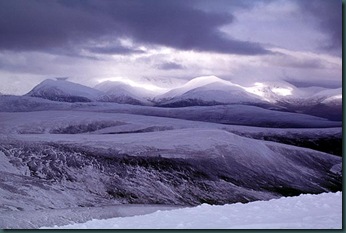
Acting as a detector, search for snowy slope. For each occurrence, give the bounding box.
[0,96,341,128]
[49,192,342,229]
[245,81,342,106]
[0,204,180,229]
[161,82,265,106]
[0,99,342,128]
[0,125,341,210]
[155,76,342,110]
[0,110,341,155]
[95,81,155,105]
[25,79,105,102]
[282,87,342,108]
[158,76,232,99]
[156,76,265,106]
[0,95,73,112]
[0,108,342,229]
[241,81,342,120]
[281,87,342,120]
[311,88,342,104]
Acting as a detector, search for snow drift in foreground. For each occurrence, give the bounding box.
[48,192,342,229]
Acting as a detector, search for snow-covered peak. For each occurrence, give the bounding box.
[26,79,104,102]
[183,75,230,88]
[155,76,268,106]
[158,76,242,100]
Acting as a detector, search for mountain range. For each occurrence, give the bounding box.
[24,76,342,120]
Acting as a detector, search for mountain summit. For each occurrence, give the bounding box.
[26,79,104,102]
[156,76,266,107]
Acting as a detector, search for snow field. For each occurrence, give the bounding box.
[49,192,342,229]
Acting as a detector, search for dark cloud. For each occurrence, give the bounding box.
[267,53,336,70]
[157,62,185,70]
[296,0,342,54]
[285,79,342,89]
[0,0,269,55]
[0,0,112,51]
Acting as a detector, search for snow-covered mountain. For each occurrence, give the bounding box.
[276,87,342,120]
[95,81,156,105]
[156,76,266,107]
[243,80,342,107]
[26,79,104,102]
[23,77,342,112]
[310,88,342,105]
[196,78,342,120]
[154,76,342,110]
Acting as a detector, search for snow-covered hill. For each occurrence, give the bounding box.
[156,76,265,106]
[0,111,342,212]
[154,76,342,114]
[0,96,341,128]
[25,79,105,102]
[49,192,342,229]
[218,79,342,120]
[0,103,342,229]
[240,80,342,108]
[310,88,342,104]
[95,81,156,105]
[275,87,342,120]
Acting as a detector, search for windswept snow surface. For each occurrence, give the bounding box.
[49,192,342,229]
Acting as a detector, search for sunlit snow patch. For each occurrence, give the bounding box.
[271,87,292,96]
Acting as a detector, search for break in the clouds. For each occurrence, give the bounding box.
[0,0,342,94]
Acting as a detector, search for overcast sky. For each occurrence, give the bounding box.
[0,0,342,94]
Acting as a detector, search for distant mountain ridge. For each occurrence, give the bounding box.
[24,76,342,120]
